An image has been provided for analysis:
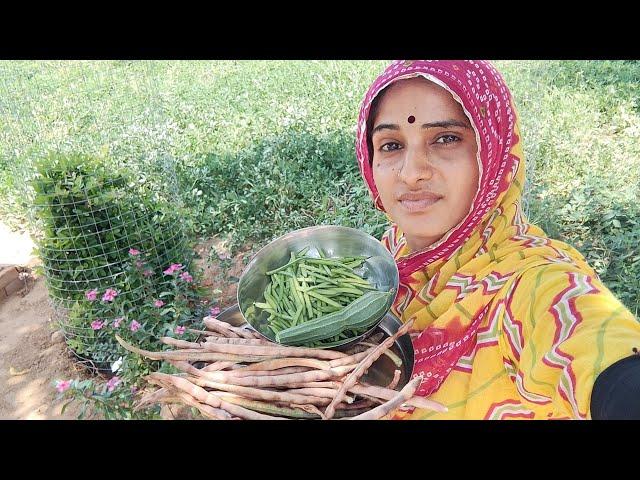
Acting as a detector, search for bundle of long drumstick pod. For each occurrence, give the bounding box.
[117,316,447,419]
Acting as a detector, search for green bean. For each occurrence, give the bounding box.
[319,305,340,313]
[268,318,284,330]
[305,290,343,308]
[332,267,369,279]
[343,255,368,262]
[272,311,294,321]
[288,276,305,311]
[278,269,296,279]
[298,263,329,275]
[300,278,314,320]
[263,289,278,311]
[272,274,282,297]
[296,246,310,257]
[292,304,304,326]
[267,325,279,335]
[334,296,350,305]
[286,275,298,307]
[282,295,297,317]
[303,270,343,286]
[347,281,377,290]
[257,249,378,341]
[343,260,365,269]
[306,258,353,268]
[297,281,334,292]
[315,287,364,296]
[265,258,300,275]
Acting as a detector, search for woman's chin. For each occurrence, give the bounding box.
[401,228,447,252]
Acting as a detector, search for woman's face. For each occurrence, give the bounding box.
[371,77,480,252]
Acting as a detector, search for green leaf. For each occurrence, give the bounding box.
[61,399,75,415]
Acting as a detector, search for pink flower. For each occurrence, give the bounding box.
[129,248,141,256]
[175,326,186,335]
[55,380,72,393]
[154,299,165,308]
[210,306,221,317]
[102,288,118,302]
[179,271,193,283]
[113,317,123,328]
[130,385,138,395]
[143,269,154,277]
[91,320,104,330]
[135,260,144,268]
[106,376,121,392]
[130,320,141,332]
[163,263,184,275]
[85,289,98,301]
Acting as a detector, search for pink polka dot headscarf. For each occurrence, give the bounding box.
[355,60,522,277]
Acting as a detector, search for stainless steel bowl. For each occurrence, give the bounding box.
[237,225,400,349]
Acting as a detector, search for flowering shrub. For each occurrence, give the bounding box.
[56,248,220,419]
[64,249,208,367]
[54,376,156,420]
[53,345,202,419]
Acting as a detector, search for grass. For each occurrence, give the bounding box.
[0,60,638,314]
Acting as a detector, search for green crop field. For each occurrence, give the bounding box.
[1,60,638,314]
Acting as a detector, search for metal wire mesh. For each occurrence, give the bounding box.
[0,61,190,372]
[30,157,185,302]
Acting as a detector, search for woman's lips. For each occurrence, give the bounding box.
[397,192,442,212]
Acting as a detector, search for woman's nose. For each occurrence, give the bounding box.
[397,147,433,186]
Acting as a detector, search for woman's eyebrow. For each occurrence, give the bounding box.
[421,119,471,129]
[371,123,399,135]
[372,119,471,136]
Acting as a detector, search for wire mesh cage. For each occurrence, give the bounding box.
[1,61,193,372]
[30,153,186,305]
[31,157,190,374]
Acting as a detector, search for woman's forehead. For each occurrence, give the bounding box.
[373,77,470,126]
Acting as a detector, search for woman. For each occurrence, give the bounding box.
[355,60,640,419]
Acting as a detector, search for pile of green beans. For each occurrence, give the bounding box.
[247,248,376,346]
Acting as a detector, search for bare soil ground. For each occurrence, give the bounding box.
[0,277,86,419]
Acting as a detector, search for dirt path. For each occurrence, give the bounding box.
[0,278,84,419]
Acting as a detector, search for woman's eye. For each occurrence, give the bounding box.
[380,142,402,152]
[435,134,461,145]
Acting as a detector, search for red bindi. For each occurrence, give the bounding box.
[407,115,415,124]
